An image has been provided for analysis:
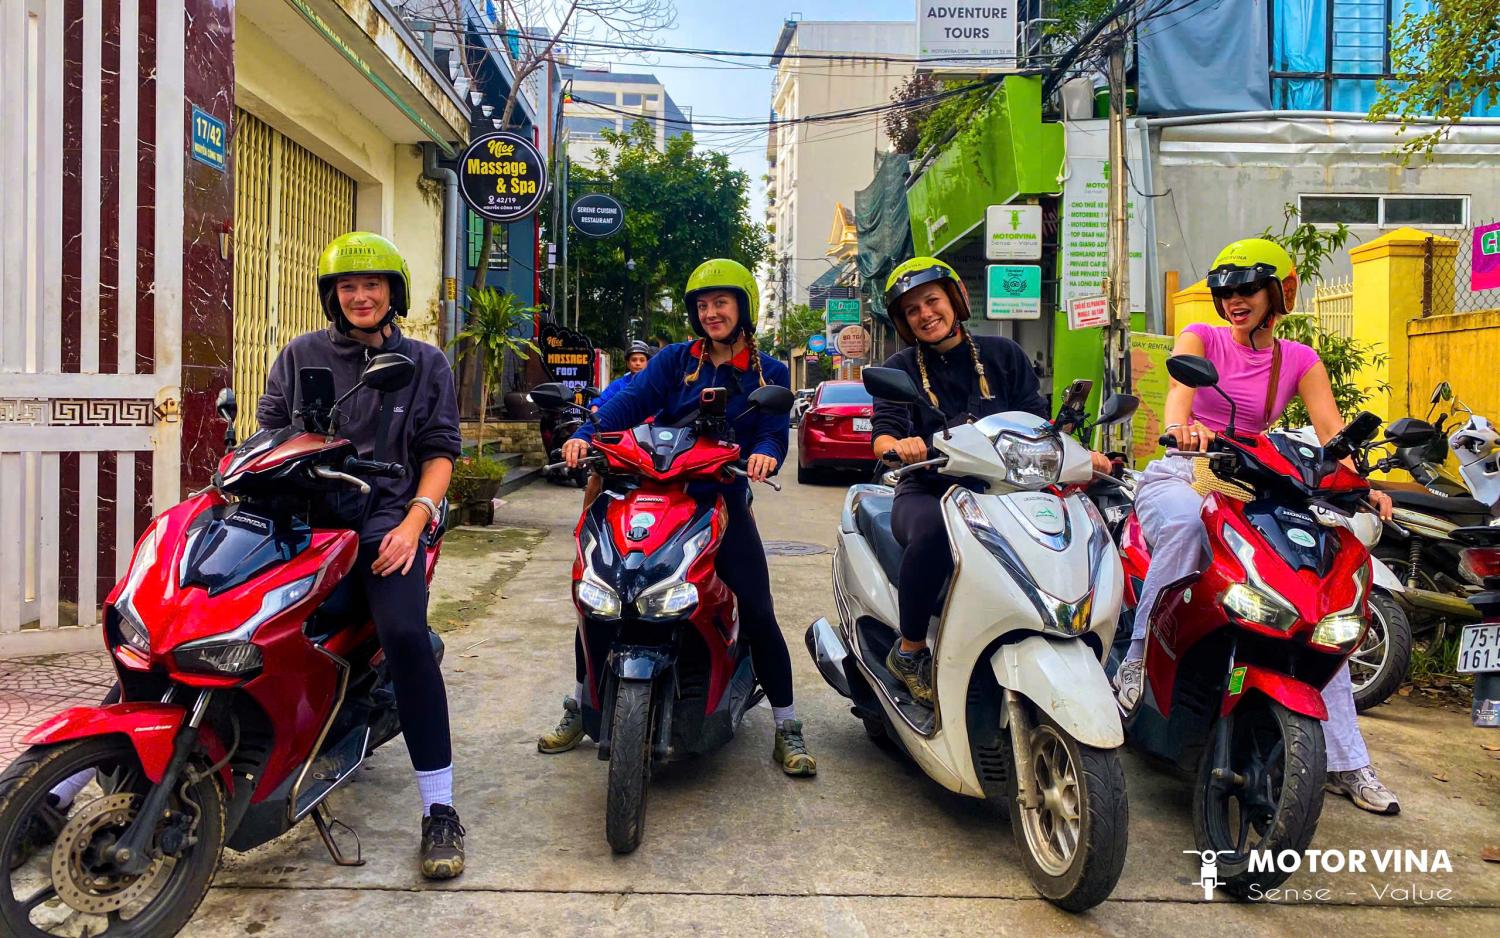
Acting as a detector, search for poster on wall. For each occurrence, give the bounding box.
[459,131,548,223]
[1473,222,1500,292]
[1060,120,1146,312]
[1129,332,1175,466]
[540,324,596,394]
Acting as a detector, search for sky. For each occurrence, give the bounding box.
[567,0,917,223]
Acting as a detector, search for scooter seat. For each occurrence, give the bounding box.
[853,492,905,587]
[1380,486,1491,521]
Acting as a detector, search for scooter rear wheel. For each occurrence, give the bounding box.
[0,737,225,937]
[605,680,654,854]
[1350,591,1413,712]
[1009,713,1128,912]
[1192,699,1326,898]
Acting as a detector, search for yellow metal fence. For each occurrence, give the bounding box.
[1312,278,1355,338]
[232,110,355,438]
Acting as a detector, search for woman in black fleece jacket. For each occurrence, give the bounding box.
[870,258,1111,706]
[256,232,466,880]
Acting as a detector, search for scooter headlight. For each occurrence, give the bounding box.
[991,433,1063,489]
[576,571,622,619]
[639,582,699,619]
[173,574,318,675]
[112,519,165,654]
[1220,524,1300,631]
[1311,614,1366,649]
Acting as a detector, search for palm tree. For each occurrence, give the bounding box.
[448,287,540,458]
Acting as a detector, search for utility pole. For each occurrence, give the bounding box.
[1103,42,1131,455]
[779,253,790,355]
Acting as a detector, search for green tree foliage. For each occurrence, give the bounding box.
[1370,0,1500,158]
[448,286,539,456]
[1274,314,1390,428]
[1044,0,1117,38]
[771,303,825,358]
[566,122,767,350]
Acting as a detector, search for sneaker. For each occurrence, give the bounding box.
[773,720,817,777]
[1325,766,1400,815]
[8,794,66,871]
[1114,658,1144,714]
[537,696,584,754]
[420,804,466,879]
[885,644,934,707]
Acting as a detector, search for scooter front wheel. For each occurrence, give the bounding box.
[605,680,654,854]
[1193,699,1326,898]
[1350,591,1412,712]
[1010,713,1128,912]
[0,737,225,937]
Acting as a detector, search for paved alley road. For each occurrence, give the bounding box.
[169,446,1497,936]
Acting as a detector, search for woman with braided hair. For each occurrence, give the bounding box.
[871,257,1114,705]
[541,258,817,776]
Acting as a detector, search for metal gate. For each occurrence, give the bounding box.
[233,110,356,439]
[0,0,185,654]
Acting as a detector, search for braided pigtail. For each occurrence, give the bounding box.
[683,340,709,386]
[744,331,767,387]
[964,328,994,399]
[915,345,941,408]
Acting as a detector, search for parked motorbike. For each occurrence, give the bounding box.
[1453,527,1500,728]
[538,386,601,487]
[1104,355,1382,898]
[0,354,448,937]
[532,381,795,854]
[806,370,1136,912]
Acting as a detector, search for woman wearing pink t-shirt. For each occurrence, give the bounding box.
[1115,238,1400,815]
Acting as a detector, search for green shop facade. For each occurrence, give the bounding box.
[891,75,1150,418]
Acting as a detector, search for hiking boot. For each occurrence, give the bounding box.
[773,720,817,777]
[1325,765,1400,815]
[537,696,584,753]
[8,794,66,871]
[885,644,934,706]
[420,804,466,879]
[1114,658,1144,714]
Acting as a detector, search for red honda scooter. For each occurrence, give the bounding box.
[533,381,793,854]
[1103,355,1382,897]
[0,354,446,937]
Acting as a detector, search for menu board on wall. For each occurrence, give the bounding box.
[1129,331,1175,466]
[1060,120,1147,312]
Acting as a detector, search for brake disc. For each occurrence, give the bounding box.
[50,793,165,915]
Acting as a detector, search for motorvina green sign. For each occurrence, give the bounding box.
[826,299,861,324]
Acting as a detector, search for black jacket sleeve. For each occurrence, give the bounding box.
[989,338,1049,420]
[410,350,462,465]
[256,346,295,431]
[870,348,915,444]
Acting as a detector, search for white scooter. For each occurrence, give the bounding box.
[805,370,1134,912]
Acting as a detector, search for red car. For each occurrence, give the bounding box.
[796,380,875,483]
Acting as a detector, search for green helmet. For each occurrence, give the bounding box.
[884,256,969,344]
[316,231,412,332]
[684,259,758,337]
[1206,238,1296,322]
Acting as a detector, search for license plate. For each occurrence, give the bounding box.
[1458,623,1500,673]
[853,418,872,433]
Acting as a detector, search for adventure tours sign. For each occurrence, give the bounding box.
[917,2,1017,68]
[459,132,548,223]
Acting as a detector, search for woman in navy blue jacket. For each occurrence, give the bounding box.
[537,259,816,777]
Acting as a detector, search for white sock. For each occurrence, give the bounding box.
[772,705,796,726]
[1126,639,1146,662]
[415,765,454,816]
[573,682,585,704]
[52,769,94,807]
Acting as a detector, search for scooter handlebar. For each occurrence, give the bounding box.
[344,456,405,479]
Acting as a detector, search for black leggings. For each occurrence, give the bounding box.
[358,539,452,772]
[891,488,952,644]
[571,489,795,708]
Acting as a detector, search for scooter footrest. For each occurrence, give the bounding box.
[294,725,372,820]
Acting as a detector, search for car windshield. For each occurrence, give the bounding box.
[818,384,872,405]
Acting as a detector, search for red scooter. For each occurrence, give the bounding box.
[533,381,793,854]
[0,354,446,937]
[1103,355,1382,897]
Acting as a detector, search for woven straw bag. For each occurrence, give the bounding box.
[1189,457,1253,502]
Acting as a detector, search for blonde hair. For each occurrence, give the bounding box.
[914,326,992,408]
[682,331,767,388]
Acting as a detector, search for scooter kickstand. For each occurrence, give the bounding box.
[312,803,365,867]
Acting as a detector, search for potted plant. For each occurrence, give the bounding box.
[449,286,541,454]
[448,453,508,526]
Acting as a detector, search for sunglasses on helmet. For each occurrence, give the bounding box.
[1209,281,1272,300]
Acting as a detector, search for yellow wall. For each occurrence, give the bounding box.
[235,18,444,346]
[1407,308,1500,427]
[1168,280,1219,335]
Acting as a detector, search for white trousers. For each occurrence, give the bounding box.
[1128,458,1370,772]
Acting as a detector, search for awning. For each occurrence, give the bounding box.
[906,75,1064,257]
[855,151,912,324]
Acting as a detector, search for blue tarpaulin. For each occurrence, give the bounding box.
[1139,0,1271,115]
